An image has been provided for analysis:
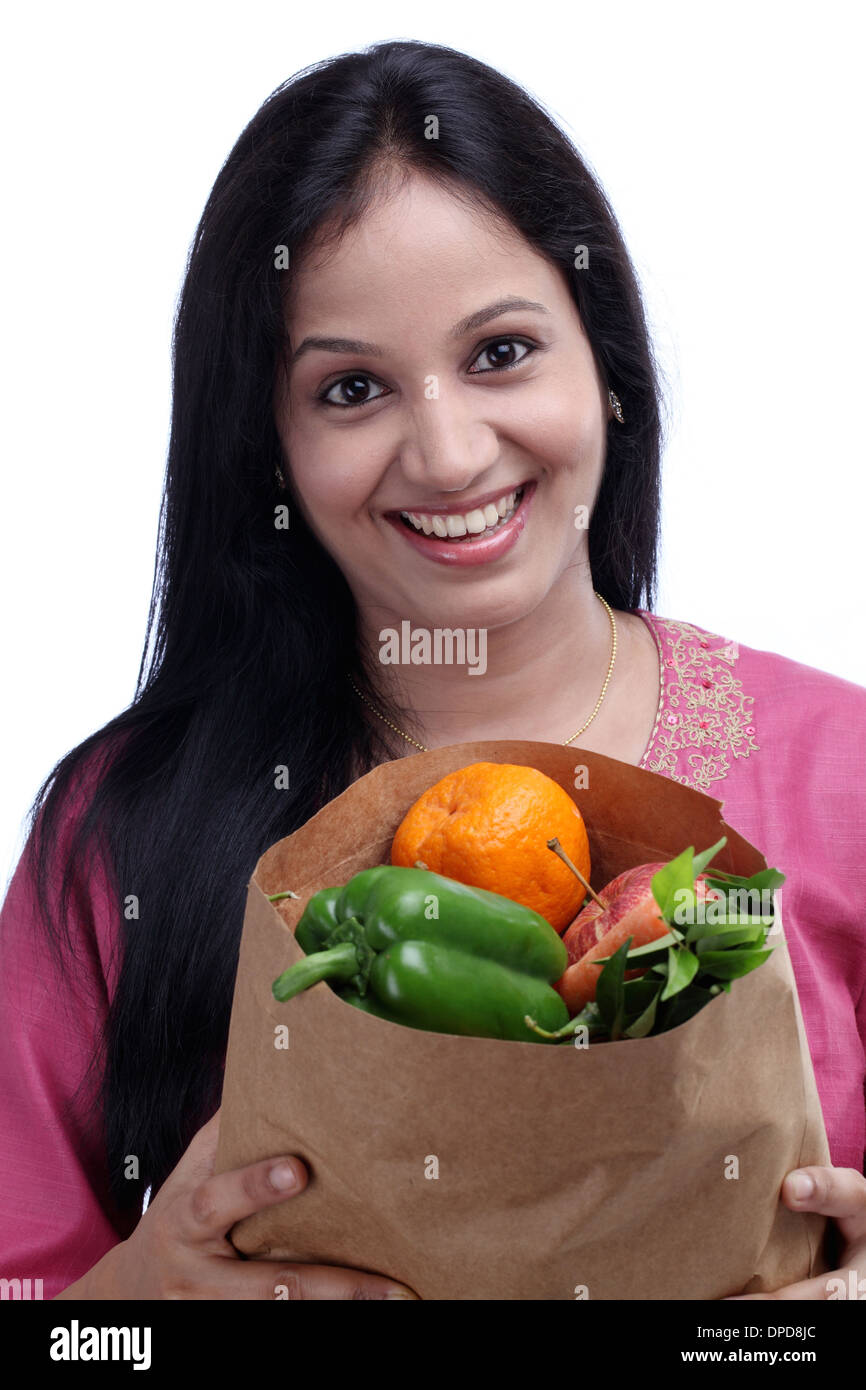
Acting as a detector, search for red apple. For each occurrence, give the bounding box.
[556,863,724,1015]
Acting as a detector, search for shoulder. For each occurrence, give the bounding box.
[2,733,127,976]
[637,608,866,719]
[28,733,127,876]
[634,608,866,805]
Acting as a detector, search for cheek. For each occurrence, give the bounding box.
[279,407,351,514]
[514,386,604,477]
[285,433,381,536]
[290,469,368,533]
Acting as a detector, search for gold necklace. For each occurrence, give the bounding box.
[348,591,617,752]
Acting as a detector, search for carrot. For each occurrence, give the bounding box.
[554,899,672,1015]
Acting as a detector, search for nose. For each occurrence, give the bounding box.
[397,391,501,495]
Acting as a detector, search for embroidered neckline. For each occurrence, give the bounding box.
[633,610,760,793]
[635,608,666,771]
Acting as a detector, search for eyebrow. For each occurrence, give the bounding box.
[288,296,551,366]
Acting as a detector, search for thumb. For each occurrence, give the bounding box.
[782,1166,866,1244]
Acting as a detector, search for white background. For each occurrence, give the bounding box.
[2,0,864,887]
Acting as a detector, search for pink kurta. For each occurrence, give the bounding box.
[1,609,865,1299]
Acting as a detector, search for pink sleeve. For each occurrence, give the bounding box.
[0,765,139,1299]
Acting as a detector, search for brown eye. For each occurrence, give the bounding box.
[319,375,388,409]
[468,338,534,374]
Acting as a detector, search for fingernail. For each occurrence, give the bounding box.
[789,1171,815,1200]
[385,1287,419,1299]
[269,1160,299,1191]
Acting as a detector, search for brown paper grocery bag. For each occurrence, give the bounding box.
[214,741,832,1300]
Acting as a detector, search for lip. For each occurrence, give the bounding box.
[384,480,536,567]
[385,478,533,519]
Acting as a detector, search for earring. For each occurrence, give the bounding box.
[608,389,624,424]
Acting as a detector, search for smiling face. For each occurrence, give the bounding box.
[274,169,612,637]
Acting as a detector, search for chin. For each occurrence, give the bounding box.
[402,578,550,636]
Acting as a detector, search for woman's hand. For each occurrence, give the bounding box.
[724,1165,866,1300]
[55,1107,419,1300]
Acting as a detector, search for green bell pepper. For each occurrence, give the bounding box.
[271,865,569,1043]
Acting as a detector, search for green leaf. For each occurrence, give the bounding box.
[702,867,785,895]
[694,925,768,953]
[651,848,696,921]
[622,973,664,1039]
[692,836,728,877]
[656,982,721,1033]
[686,915,771,942]
[668,884,700,931]
[700,893,777,927]
[624,984,662,1038]
[695,947,774,980]
[622,978,661,1013]
[594,936,633,1040]
[660,945,700,1000]
[592,931,680,966]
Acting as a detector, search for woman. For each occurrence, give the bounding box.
[2,39,864,1302]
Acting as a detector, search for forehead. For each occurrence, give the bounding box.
[282,172,561,329]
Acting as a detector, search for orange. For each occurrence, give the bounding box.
[390,761,590,934]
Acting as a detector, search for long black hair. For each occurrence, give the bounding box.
[15,39,665,1216]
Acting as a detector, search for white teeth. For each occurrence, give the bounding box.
[400,486,524,538]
